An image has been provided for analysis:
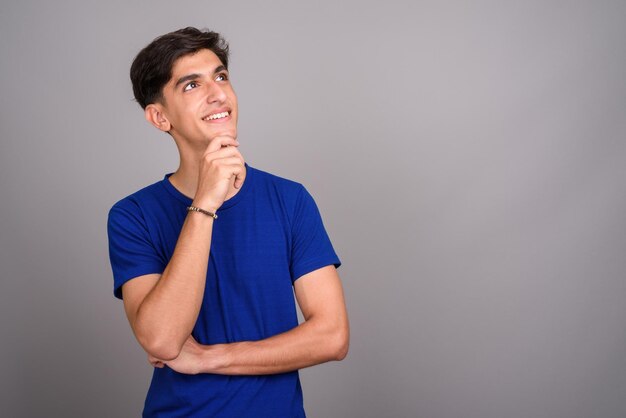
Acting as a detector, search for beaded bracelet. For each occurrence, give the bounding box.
[187,206,218,219]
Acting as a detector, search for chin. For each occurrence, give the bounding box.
[211,128,237,139]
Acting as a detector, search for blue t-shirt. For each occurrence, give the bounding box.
[107,164,340,417]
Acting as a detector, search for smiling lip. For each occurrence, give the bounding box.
[202,109,231,122]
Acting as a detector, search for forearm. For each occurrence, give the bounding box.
[124,137,244,361]
[134,211,214,359]
[199,316,349,375]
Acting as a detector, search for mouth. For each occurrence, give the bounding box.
[202,110,231,121]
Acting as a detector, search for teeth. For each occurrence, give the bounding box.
[204,111,229,121]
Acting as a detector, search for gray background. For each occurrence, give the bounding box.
[1,0,625,417]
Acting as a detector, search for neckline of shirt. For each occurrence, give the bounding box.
[161,162,254,211]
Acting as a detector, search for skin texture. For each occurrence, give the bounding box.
[121,48,349,373]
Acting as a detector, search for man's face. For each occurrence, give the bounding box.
[157,48,238,146]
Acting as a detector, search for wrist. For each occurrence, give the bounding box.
[187,205,218,220]
[201,343,232,373]
[189,200,220,216]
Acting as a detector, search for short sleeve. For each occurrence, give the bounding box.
[107,203,166,299]
[290,186,341,281]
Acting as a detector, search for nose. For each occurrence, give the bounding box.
[206,80,227,104]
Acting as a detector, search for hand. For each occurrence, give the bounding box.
[193,135,245,212]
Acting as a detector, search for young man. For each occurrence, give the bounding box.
[107,27,349,417]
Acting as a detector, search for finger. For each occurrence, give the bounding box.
[223,163,245,189]
[215,156,245,169]
[209,159,245,184]
[219,157,245,189]
[209,145,243,160]
[203,141,241,162]
[234,166,246,189]
[205,156,245,181]
[206,136,238,153]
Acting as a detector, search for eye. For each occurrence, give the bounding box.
[216,72,229,82]
[183,81,198,92]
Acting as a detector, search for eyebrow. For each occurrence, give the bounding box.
[174,65,227,88]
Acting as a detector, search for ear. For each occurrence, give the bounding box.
[145,103,172,132]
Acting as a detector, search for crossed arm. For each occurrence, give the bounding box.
[122,262,349,375]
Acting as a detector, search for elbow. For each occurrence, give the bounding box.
[137,334,182,361]
[149,344,181,362]
[328,325,350,361]
[132,316,184,361]
[334,332,350,361]
[335,342,349,361]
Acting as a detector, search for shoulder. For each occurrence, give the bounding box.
[247,165,323,218]
[248,165,305,194]
[248,166,304,190]
[246,165,314,222]
[108,178,169,223]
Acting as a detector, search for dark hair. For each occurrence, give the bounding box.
[130,27,230,109]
